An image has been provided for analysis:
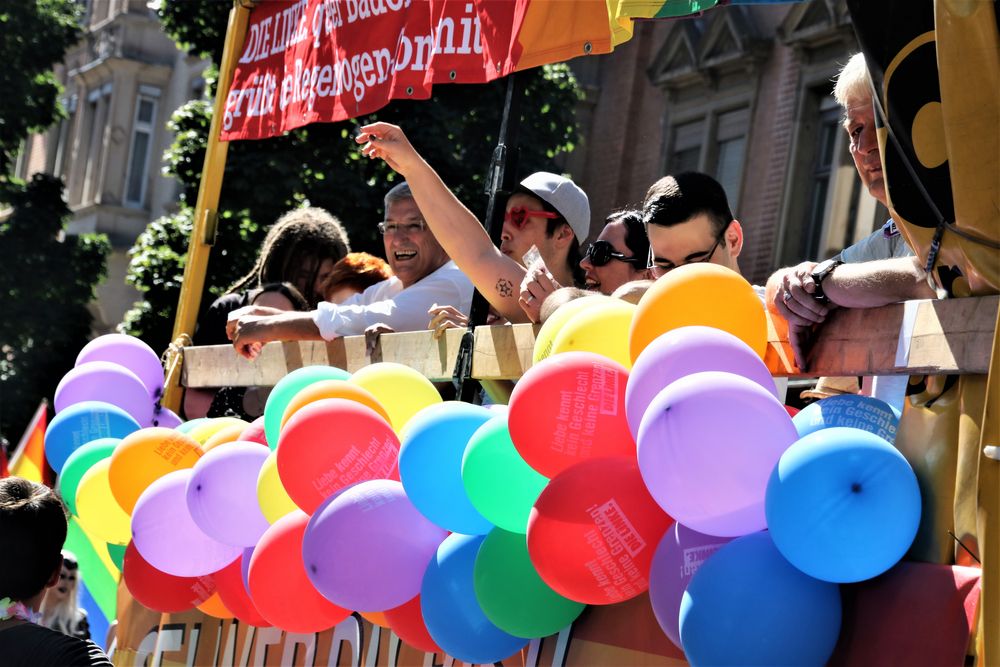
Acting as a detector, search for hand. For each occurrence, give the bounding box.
[356,122,423,175]
[427,304,469,340]
[364,322,395,357]
[788,322,815,372]
[766,261,830,327]
[230,316,270,360]
[519,267,561,324]
[226,305,284,341]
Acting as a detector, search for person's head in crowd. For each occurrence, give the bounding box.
[380,182,450,288]
[834,53,887,208]
[0,478,68,611]
[611,279,654,305]
[642,172,744,277]
[40,551,83,636]
[248,282,310,311]
[580,209,650,294]
[503,172,589,287]
[229,207,351,307]
[538,286,594,324]
[323,252,393,304]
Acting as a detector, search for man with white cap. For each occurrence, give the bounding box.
[357,122,590,324]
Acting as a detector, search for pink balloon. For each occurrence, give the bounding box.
[55,361,154,426]
[637,371,797,537]
[648,522,734,648]
[626,326,778,441]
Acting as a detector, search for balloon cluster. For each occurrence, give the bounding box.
[45,266,921,666]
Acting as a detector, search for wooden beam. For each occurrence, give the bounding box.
[181,295,998,388]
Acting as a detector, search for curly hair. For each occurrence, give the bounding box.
[0,477,67,601]
[323,252,393,298]
[228,207,351,307]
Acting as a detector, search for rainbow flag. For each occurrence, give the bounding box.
[7,400,53,486]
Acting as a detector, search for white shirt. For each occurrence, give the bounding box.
[312,260,473,340]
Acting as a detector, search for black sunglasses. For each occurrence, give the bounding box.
[584,240,644,267]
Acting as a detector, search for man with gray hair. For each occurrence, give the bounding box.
[228,182,473,358]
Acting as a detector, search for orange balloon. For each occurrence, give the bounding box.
[202,424,250,452]
[628,263,767,363]
[280,380,391,429]
[360,610,390,628]
[197,590,234,619]
[108,428,202,514]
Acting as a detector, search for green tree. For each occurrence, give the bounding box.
[124,0,582,352]
[0,175,110,442]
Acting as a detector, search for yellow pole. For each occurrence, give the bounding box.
[160,1,253,413]
[978,306,1000,664]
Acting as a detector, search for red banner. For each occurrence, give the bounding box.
[221,0,519,141]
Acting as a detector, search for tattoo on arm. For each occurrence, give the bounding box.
[496,278,513,297]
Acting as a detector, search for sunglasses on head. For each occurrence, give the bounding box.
[584,240,644,267]
[504,206,560,229]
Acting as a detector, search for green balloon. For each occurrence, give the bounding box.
[264,365,350,449]
[175,417,210,434]
[106,542,127,570]
[57,438,120,516]
[474,527,585,638]
[461,416,548,533]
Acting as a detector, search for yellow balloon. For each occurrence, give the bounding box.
[76,459,131,546]
[628,263,767,363]
[256,450,298,523]
[551,300,636,369]
[348,362,441,432]
[532,295,614,364]
[108,427,202,514]
[188,417,249,446]
[202,423,249,452]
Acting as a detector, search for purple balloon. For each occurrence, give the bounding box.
[132,469,242,577]
[648,523,734,648]
[302,480,448,612]
[77,334,164,401]
[55,361,154,427]
[637,371,798,537]
[151,407,182,429]
[186,442,271,548]
[626,327,777,441]
[241,547,254,592]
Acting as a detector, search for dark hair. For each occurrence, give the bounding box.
[248,282,310,311]
[228,207,351,307]
[608,208,649,261]
[324,252,392,297]
[642,172,734,236]
[515,190,588,287]
[0,478,67,600]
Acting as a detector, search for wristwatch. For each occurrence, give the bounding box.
[809,258,843,303]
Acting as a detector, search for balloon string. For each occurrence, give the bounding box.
[948,531,981,565]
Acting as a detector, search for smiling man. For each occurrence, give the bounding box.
[228,182,473,358]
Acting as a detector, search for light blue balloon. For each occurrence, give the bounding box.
[793,394,899,443]
[766,427,920,583]
[44,401,141,473]
[175,417,209,434]
[399,402,494,534]
[421,534,529,664]
[679,532,841,667]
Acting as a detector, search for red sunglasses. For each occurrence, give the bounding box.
[504,206,560,228]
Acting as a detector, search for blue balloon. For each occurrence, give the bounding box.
[399,402,494,534]
[766,427,920,583]
[679,532,841,667]
[44,401,141,472]
[793,394,899,443]
[421,534,529,664]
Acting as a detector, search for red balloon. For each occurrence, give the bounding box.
[277,398,400,513]
[509,352,634,478]
[248,511,351,632]
[122,542,215,613]
[213,553,270,627]
[527,457,673,605]
[784,405,801,418]
[384,595,440,654]
[238,417,269,447]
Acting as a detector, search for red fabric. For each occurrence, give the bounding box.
[829,561,980,667]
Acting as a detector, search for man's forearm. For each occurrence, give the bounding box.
[252,312,323,343]
[824,256,936,308]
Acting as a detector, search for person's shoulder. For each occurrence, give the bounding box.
[208,292,248,312]
[0,624,111,666]
[434,261,474,286]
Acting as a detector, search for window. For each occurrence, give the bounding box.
[799,104,841,259]
[666,106,749,212]
[124,87,159,207]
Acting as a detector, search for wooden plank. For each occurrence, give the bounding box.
[181,296,998,387]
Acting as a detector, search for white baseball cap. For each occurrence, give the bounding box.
[518,172,591,243]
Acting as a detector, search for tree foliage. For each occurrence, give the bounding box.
[125,0,583,353]
[0,175,109,442]
[0,0,82,179]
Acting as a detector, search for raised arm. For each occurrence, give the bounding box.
[357,122,531,323]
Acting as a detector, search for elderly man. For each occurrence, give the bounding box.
[356,122,590,324]
[228,182,473,358]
